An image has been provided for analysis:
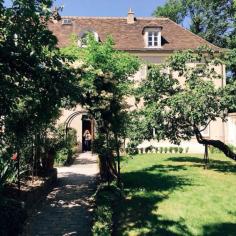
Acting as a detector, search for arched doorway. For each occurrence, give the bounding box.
[64,111,94,153]
[82,115,92,152]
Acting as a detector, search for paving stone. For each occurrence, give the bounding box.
[22,152,99,236]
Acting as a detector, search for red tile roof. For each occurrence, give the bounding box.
[48,17,221,52]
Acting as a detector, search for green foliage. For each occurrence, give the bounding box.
[174,147,179,153]
[52,125,77,165]
[153,0,186,24]
[185,147,189,153]
[169,147,173,153]
[0,197,27,236]
[134,48,236,153]
[145,146,152,153]
[179,147,184,153]
[208,144,235,154]
[153,0,235,48]
[0,1,80,185]
[222,79,236,112]
[164,147,168,153]
[160,147,164,153]
[92,206,112,236]
[126,141,139,155]
[228,144,236,152]
[0,157,17,188]
[209,146,222,154]
[92,182,123,236]
[55,148,68,166]
[62,35,140,181]
[153,0,236,81]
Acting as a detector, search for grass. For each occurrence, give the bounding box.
[114,153,236,236]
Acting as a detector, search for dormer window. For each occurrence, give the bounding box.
[143,27,162,48]
[148,32,159,47]
[62,18,72,25]
[78,30,99,47]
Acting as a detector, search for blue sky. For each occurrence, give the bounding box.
[4,0,166,17]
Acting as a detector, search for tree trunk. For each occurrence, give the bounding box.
[114,132,121,187]
[98,154,118,182]
[194,127,236,161]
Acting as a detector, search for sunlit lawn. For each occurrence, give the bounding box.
[115,153,236,236]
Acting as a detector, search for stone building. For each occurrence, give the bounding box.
[48,10,236,153]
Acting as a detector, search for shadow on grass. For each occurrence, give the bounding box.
[114,165,193,236]
[202,223,236,236]
[142,164,188,173]
[167,156,236,174]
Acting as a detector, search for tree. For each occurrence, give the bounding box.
[135,47,236,161]
[0,0,79,188]
[153,0,186,24]
[62,36,140,183]
[153,0,235,48]
[153,0,236,88]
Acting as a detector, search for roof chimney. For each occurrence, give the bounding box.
[127,8,135,24]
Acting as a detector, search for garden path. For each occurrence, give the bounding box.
[23,152,99,236]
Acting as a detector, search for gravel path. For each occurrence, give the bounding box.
[23,152,99,236]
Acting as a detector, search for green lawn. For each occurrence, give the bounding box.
[115,153,236,236]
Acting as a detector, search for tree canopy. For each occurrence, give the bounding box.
[153,0,236,82]
[153,0,235,48]
[0,0,79,150]
[133,47,236,160]
[62,35,140,182]
[0,0,82,190]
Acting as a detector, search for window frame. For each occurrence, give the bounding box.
[62,18,72,25]
[144,27,162,49]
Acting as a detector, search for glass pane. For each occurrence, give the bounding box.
[148,37,152,41]
[148,41,152,46]
[148,32,152,37]
[154,32,158,37]
[154,42,158,46]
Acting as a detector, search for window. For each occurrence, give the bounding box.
[144,27,162,48]
[62,19,72,25]
[148,31,159,47]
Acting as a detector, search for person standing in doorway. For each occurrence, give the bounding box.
[83,130,91,152]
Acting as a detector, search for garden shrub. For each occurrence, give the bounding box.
[92,206,112,236]
[52,125,78,166]
[179,147,184,153]
[155,147,159,153]
[228,144,236,152]
[164,147,168,153]
[55,148,68,165]
[0,158,17,188]
[209,146,222,154]
[160,147,163,153]
[174,147,179,153]
[126,141,138,155]
[209,144,236,154]
[92,182,123,236]
[145,146,152,153]
[169,147,173,153]
[185,147,189,153]
[0,149,27,188]
[0,197,27,236]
